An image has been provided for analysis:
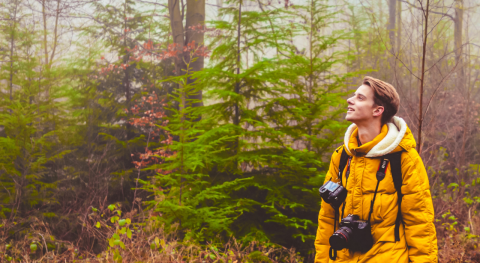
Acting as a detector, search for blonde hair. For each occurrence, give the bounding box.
[362,76,400,124]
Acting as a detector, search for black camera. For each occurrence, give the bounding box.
[319,180,347,209]
[329,214,373,252]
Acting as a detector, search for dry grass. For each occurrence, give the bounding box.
[1,208,302,263]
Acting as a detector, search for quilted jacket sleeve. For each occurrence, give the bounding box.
[314,149,341,263]
[400,150,438,262]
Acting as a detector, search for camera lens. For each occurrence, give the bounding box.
[329,226,353,250]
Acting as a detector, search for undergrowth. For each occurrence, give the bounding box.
[3,164,480,262]
[431,163,480,262]
[0,204,302,262]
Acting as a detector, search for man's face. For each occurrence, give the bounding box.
[346,84,383,124]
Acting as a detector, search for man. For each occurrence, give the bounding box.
[314,76,438,262]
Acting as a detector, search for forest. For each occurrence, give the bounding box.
[0,0,479,262]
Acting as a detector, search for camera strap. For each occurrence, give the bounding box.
[330,204,341,259]
[340,156,352,220]
[384,151,404,241]
[367,157,389,223]
[330,148,350,261]
[338,147,350,186]
[329,246,337,260]
[335,147,405,247]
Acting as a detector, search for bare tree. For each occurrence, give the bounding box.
[416,0,430,154]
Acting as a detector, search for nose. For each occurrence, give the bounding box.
[347,96,354,105]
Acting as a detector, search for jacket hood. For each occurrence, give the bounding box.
[344,116,416,157]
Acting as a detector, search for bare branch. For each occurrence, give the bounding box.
[400,0,455,21]
[135,0,167,8]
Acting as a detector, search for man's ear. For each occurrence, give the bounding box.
[373,106,384,117]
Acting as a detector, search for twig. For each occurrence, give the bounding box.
[469,207,475,235]
[400,0,454,20]
[132,129,152,212]
[38,233,48,253]
[135,0,167,7]
[423,63,458,117]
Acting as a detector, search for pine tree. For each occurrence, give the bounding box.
[0,7,71,223]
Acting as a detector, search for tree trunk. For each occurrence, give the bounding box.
[168,0,188,123]
[388,0,396,51]
[42,0,51,100]
[123,1,130,105]
[168,0,186,78]
[185,0,205,108]
[396,0,401,52]
[234,0,241,127]
[455,0,468,170]
[454,0,464,90]
[417,0,430,154]
[48,0,60,69]
[10,33,14,102]
[9,2,17,103]
[232,0,242,164]
[42,0,48,66]
[123,0,133,140]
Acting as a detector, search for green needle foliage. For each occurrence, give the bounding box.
[140,0,354,257]
[0,20,71,220]
[141,53,251,243]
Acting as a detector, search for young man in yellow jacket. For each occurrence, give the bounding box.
[314,76,438,262]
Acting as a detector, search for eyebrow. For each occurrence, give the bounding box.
[353,92,366,98]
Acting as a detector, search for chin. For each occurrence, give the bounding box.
[345,114,355,123]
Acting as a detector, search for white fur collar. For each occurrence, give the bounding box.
[343,116,407,157]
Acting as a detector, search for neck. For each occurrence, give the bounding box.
[355,120,383,145]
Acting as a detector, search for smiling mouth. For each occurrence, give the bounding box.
[347,108,355,112]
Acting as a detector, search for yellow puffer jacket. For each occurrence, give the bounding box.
[314,117,438,263]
